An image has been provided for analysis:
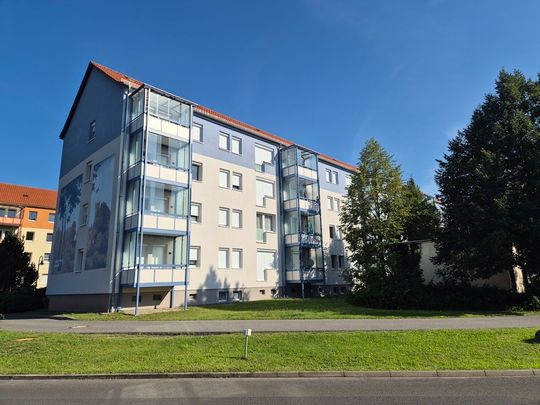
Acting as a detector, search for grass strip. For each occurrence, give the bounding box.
[40,297,540,321]
[1,328,539,374]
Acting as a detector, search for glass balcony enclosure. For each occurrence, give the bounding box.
[283,211,321,236]
[144,181,188,217]
[122,232,187,269]
[148,92,191,127]
[147,132,189,170]
[282,177,319,201]
[281,147,317,170]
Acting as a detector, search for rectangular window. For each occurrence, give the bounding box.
[44,253,51,262]
[338,255,344,268]
[48,213,55,222]
[28,211,37,221]
[329,225,336,239]
[191,203,201,223]
[325,169,331,182]
[218,248,229,269]
[218,291,229,302]
[257,250,276,282]
[232,290,242,301]
[331,254,338,269]
[75,249,84,272]
[332,171,338,184]
[256,179,275,206]
[26,231,34,241]
[85,161,92,182]
[192,123,203,142]
[192,162,202,181]
[219,170,230,188]
[81,204,88,226]
[231,136,242,155]
[218,207,229,227]
[327,196,333,210]
[189,246,200,267]
[88,120,96,142]
[255,145,274,171]
[46,233,53,242]
[219,132,230,150]
[257,213,275,232]
[335,199,341,212]
[231,249,242,269]
[231,210,242,228]
[7,209,17,218]
[231,172,242,191]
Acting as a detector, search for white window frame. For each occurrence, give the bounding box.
[231,209,242,229]
[231,172,242,191]
[256,179,275,207]
[325,169,331,183]
[88,120,96,142]
[219,169,230,188]
[218,207,230,227]
[255,144,274,172]
[327,196,334,211]
[218,248,229,269]
[332,171,338,184]
[192,123,203,143]
[219,132,230,151]
[231,249,242,269]
[231,136,242,155]
[191,202,201,223]
[192,162,202,182]
[189,246,200,268]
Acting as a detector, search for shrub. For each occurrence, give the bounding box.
[0,287,46,314]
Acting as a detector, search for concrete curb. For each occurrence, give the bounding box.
[0,370,538,380]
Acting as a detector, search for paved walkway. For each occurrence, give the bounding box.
[1,316,539,334]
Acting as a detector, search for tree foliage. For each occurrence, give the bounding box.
[0,233,38,292]
[435,70,540,291]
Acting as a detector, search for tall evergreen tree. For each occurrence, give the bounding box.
[340,138,408,289]
[0,233,38,292]
[435,70,540,291]
[403,178,440,241]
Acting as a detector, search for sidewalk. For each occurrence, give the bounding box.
[2,315,540,334]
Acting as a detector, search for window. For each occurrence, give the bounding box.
[148,92,190,126]
[218,291,229,302]
[191,203,201,223]
[331,255,338,268]
[219,208,229,227]
[332,171,339,184]
[81,204,88,226]
[327,196,334,210]
[345,175,352,188]
[85,161,92,182]
[192,162,202,181]
[75,249,84,272]
[260,289,266,295]
[26,231,34,241]
[335,199,341,212]
[325,169,331,182]
[256,179,275,206]
[257,250,276,282]
[219,170,230,188]
[257,213,275,232]
[338,255,345,269]
[218,248,229,269]
[189,293,197,301]
[44,253,51,262]
[231,210,242,228]
[48,213,55,223]
[232,290,243,301]
[6,209,17,218]
[28,211,37,221]
[255,145,274,171]
[88,120,96,142]
[231,136,242,155]
[46,233,53,242]
[231,172,242,191]
[219,132,230,150]
[192,123,203,142]
[329,225,336,239]
[153,294,162,301]
[231,249,242,269]
[189,246,200,267]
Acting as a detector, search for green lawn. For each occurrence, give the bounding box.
[1,328,539,374]
[39,297,538,321]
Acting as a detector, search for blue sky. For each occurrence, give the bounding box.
[1,0,539,194]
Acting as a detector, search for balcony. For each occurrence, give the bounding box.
[285,268,325,283]
[124,212,188,234]
[147,115,190,142]
[0,216,21,227]
[283,198,320,213]
[120,265,186,287]
[284,233,322,246]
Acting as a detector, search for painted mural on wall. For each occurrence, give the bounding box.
[52,175,82,274]
[85,155,115,270]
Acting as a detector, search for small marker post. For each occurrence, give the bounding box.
[243,328,252,359]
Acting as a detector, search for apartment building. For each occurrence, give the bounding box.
[0,183,57,288]
[47,62,354,312]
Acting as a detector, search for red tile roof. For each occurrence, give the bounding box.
[0,183,57,210]
[87,62,356,172]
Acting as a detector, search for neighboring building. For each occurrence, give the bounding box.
[47,62,354,312]
[0,183,57,288]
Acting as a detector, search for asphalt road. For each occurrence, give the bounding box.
[2,316,540,334]
[0,376,539,404]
